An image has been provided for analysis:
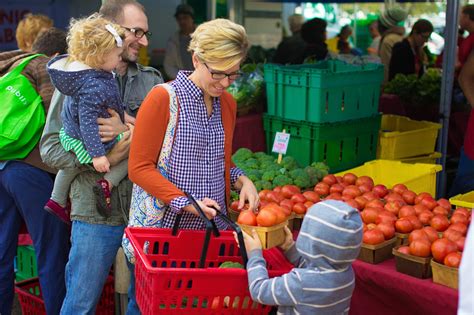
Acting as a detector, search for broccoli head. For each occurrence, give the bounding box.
[281,156,299,170]
[289,168,306,180]
[243,158,259,170]
[262,170,278,181]
[245,169,263,182]
[293,172,311,189]
[232,148,253,163]
[273,175,293,187]
[255,180,272,191]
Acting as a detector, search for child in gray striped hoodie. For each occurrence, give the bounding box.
[241,200,363,314]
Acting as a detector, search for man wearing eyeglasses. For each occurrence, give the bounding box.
[39,0,163,313]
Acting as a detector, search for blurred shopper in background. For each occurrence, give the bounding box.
[294,17,328,64]
[273,14,306,64]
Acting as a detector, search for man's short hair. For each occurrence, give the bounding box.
[99,0,145,23]
[16,13,53,51]
[462,5,474,21]
[31,27,67,56]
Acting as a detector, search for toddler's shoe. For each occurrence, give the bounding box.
[93,179,112,218]
[44,199,71,225]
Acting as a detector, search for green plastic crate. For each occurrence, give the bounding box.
[264,60,383,124]
[16,245,37,281]
[263,114,381,172]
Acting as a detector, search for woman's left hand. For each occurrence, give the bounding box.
[236,176,259,211]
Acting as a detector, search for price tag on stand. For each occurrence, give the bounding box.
[272,129,290,163]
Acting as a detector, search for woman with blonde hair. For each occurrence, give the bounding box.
[45,13,133,225]
[123,18,259,313]
[16,13,53,52]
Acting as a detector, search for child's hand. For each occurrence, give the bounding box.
[92,156,110,173]
[278,226,295,252]
[124,112,136,125]
[234,229,262,253]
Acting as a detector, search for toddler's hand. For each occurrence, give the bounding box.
[92,156,110,173]
[124,112,136,125]
[278,226,295,252]
[234,229,262,253]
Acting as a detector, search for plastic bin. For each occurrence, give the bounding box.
[449,191,474,210]
[16,245,37,281]
[264,60,383,123]
[377,115,441,159]
[263,114,381,172]
[400,152,442,164]
[125,227,293,315]
[336,160,442,196]
[15,276,115,314]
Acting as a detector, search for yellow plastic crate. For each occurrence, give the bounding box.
[336,160,442,196]
[449,191,474,210]
[400,152,442,164]
[377,115,441,160]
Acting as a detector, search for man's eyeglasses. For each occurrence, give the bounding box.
[122,26,152,39]
[204,63,242,81]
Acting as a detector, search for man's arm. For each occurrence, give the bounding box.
[459,50,474,108]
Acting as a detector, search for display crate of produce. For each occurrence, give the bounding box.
[449,191,474,210]
[358,237,397,264]
[394,232,409,247]
[400,152,442,164]
[239,220,288,249]
[15,276,115,314]
[16,245,37,281]
[431,260,458,289]
[263,114,381,173]
[125,227,293,314]
[264,60,383,123]
[392,246,432,279]
[377,115,441,160]
[336,160,442,196]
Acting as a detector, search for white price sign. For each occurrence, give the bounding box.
[272,132,290,155]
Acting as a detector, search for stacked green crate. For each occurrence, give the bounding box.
[263,59,384,172]
[353,16,378,54]
[15,245,38,281]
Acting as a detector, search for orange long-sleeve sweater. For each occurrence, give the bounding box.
[128,86,237,206]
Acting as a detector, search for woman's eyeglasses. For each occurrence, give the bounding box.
[122,26,152,39]
[204,63,242,81]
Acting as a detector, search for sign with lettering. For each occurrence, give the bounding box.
[272,132,290,155]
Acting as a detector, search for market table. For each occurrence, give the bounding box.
[232,112,266,153]
[349,258,458,315]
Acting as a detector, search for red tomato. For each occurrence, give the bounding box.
[266,191,284,204]
[273,186,282,193]
[372,184,389,198]
[237,210,257,226]
[437,198,451,210]
[398,205,416,218]
[342,173,358,185]
[413,204,429,216]
[392,183,408,195]
[366,199,385,209]
[258,189,271,201]
[259,200,269,209]
[356,176,374,189]
[385,192,405,202]
[290,193,306,204]
[455,237,466,252]
[342,185,362,199]
[453,208,470,218]
[408,229,430,244]
[256,209,277,227]
[430,215,450,232]
[363,229,385,245]
[402,190,417,205]
[292,202,306,215]
[406,215,423,230]
[444,252,462,268]
[279,199,294,214]
[367,223,377,230]
[281,185,301,199]
[230,200,240,212]
[431,238,457,263]
[443,228,463,242]
[263,204,287,224]
[395,218,414,233]
[375,211,397,225]
[377,222,395,240]
[314,182,330,196]
[423,226,440,243]
[361,208,380,224]
[448,223,468,236]
[329,184,344,194]
[409,239,431,257]
[345,199,360,210]
[358,184,373,194]
[303,191,320,203]
[420,196,439,211]
[450,214,469,225]
[362,191,378,201]
[384,200,403,216]
[325,193,342,201]
[398,246,411,255]
[322,174,338,186]
[336,175,344,184]
[414,192,432,205]
[354,196,368,210]
[418,211,434,226]
[303,201,314,209]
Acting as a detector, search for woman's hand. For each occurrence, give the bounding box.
[235,176,259,211]
[278,226,295,252]
[98,109,128,142]
[92,156,110,173]
[234,229,262,253]
[183,197,221,220]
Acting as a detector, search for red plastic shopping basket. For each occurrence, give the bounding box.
[15,275,115,315]
[125,194,293,315]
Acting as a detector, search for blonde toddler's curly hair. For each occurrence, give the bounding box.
[67,13,125,68]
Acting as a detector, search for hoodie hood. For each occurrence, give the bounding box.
[296,200,363,270]
[47,54,113,97]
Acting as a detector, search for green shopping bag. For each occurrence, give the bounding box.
[0,54,46,160]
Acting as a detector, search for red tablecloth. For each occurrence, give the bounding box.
[232,113,266,153]
[350,258,458,315]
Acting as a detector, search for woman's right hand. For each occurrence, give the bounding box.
[184,197,220,220]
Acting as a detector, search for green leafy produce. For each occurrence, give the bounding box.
[232,148,253,163]
[273,174,293,187]
[219,261,245,269]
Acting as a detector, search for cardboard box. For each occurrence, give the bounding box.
[239,220,288,249]
[392,246,432,279]
[358,237,397,264]
[431,260,458,289]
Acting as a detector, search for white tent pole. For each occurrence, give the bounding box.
[437,0,460,198]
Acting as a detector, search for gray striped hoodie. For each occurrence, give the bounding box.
[247,200,363,315]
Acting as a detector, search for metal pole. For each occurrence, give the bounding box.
[437,0,460,198]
